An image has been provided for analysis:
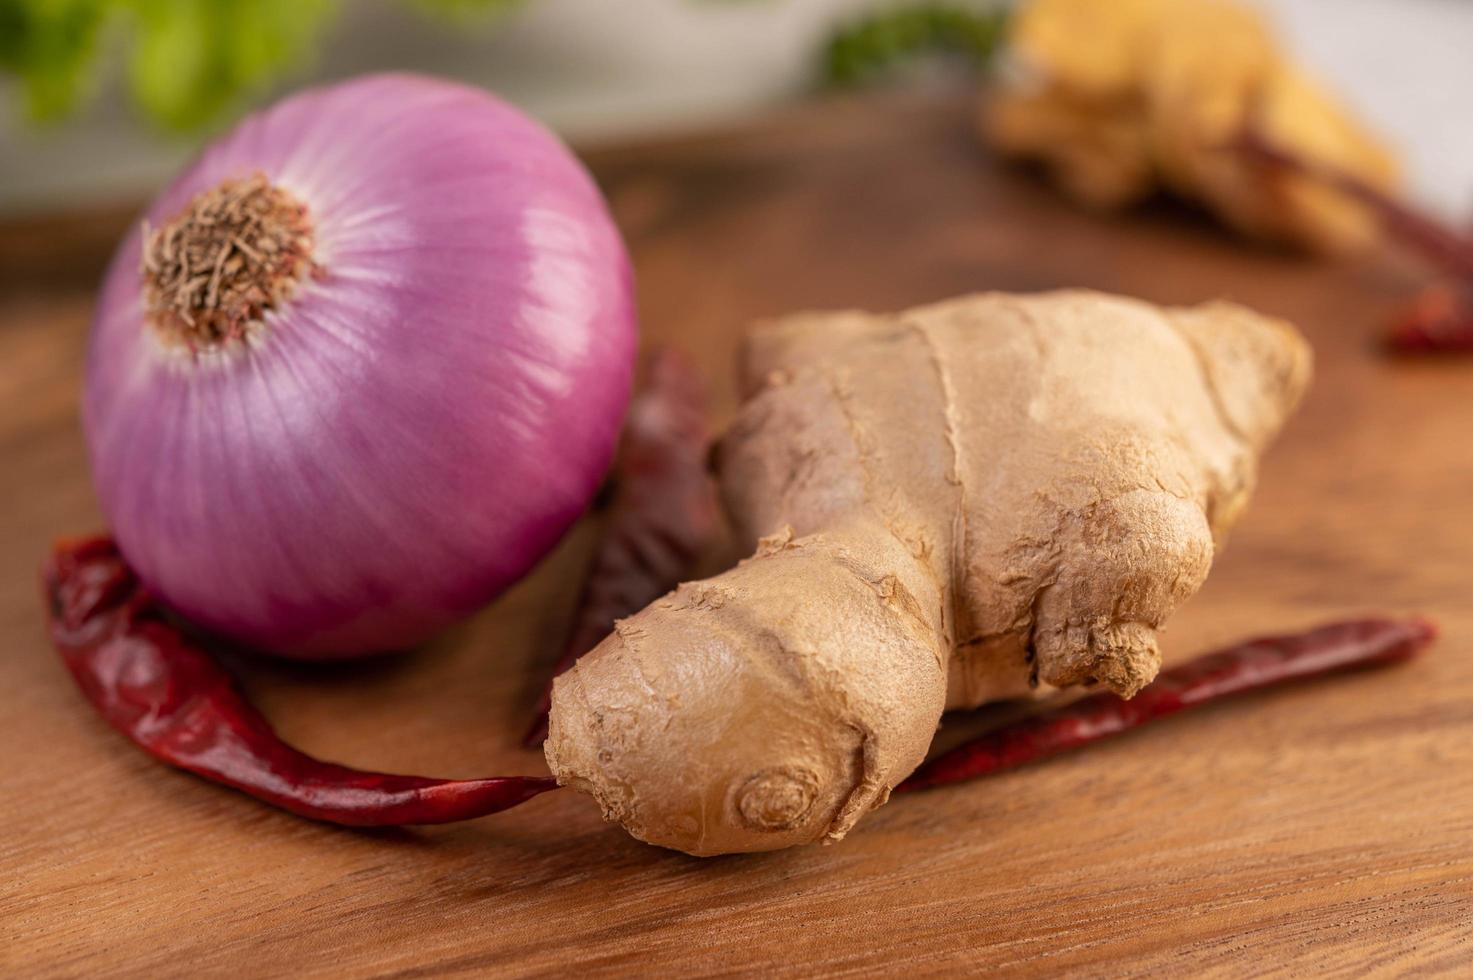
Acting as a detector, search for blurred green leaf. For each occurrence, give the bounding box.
[824,3,1009,88]
[410,0,524,16]
[126,0,337,132]
[0,0,111,120]
[0,0,521,131]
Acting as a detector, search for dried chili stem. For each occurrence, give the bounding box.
[45,536,557,826]
[522,347,720,747]
[899,618,1437,792]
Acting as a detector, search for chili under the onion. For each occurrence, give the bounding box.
[45,535,558,826]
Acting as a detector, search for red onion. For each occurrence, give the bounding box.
[84,74,637,657]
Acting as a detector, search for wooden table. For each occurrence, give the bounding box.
[4,92,1471,977]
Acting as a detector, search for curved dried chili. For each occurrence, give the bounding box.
[900,617,1437,792]
[44,535,558,826]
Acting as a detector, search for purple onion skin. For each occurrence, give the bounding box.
[84,74,638,658]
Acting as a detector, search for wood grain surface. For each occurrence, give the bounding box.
[3,92,1472,978]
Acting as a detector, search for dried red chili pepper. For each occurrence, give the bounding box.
[1235,128,1473,282]
[1386,284,1473,354]
[899,617,1436,792]
[1234,127,1473,354]
[523,346,720,746]
[45,535,558,826]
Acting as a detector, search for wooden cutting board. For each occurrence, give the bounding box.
[3,92,1471,977]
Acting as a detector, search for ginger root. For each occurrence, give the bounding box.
[546,291,1310,855]
[987,0,1398,253]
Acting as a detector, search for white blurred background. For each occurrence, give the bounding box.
[2,0,1471,217]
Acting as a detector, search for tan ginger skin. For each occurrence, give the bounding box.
[546,291,1311,856]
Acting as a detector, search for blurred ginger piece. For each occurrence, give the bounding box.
[986,0,1398,253]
